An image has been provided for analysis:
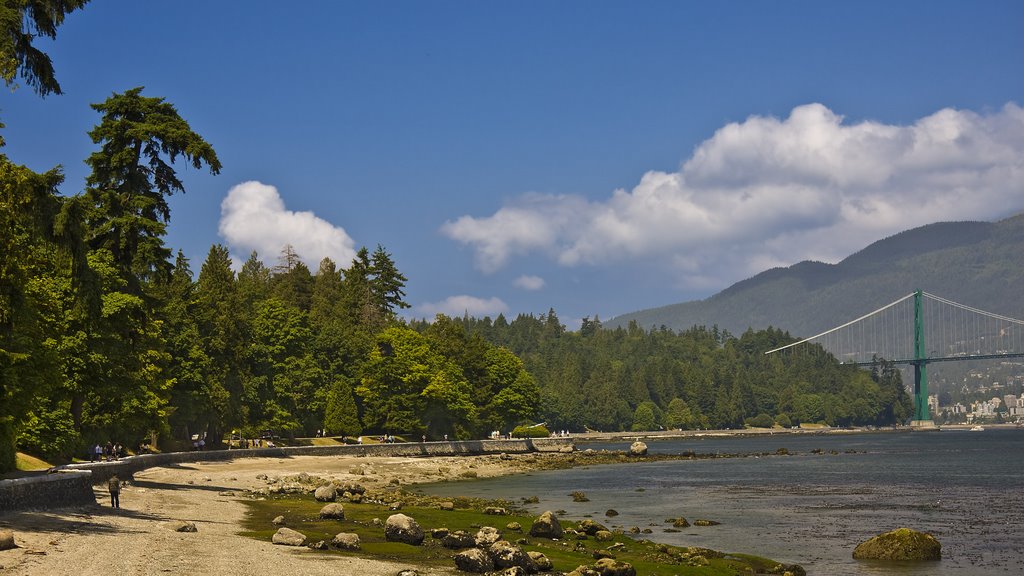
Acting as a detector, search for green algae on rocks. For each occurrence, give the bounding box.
[241,488,803,575]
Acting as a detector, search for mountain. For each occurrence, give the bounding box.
[606,213,1024,339]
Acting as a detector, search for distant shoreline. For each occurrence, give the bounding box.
[569,422,1022,443]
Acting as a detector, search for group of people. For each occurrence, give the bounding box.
[91,441,125,462]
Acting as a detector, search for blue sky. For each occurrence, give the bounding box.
[5,1,1023,327]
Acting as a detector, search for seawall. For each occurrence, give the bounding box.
[0,470,95,512]
[1,438,573,512]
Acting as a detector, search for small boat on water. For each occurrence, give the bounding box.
[970,425,985,432]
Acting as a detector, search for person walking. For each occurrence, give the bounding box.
[108,475,121,509]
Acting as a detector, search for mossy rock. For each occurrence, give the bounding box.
[853,528,941,561]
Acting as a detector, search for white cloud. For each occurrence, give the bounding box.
[514,275,546,290]
[418,295,509,318]
[219,181,357,269]
[441,103,1024,288]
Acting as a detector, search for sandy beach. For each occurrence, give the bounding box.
[0,453,533,576]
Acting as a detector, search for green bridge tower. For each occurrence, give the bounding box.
[911,290,933,426]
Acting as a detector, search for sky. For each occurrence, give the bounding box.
[4,1,1024,327]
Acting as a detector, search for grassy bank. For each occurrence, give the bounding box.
[241,489,800,575]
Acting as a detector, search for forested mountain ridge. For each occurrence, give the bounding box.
[607,214,1024,338]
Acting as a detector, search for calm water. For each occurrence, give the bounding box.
[424,429,1024,575]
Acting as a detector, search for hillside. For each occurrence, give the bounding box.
[607,213,1024,339]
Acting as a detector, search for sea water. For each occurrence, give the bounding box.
[423,429,1024,575]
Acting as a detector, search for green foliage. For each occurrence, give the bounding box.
[0,419,15,472]
[665,397,697,430]
[745,413,775,428]
[323,378,361,437]
[83,87,221,284]
[631,401,659,431]
[17,401,79,459]
[0,153,90,471]
[0,0,90,98]
[511,424,550,438]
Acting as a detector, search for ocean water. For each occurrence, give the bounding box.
[423,429,1024,575]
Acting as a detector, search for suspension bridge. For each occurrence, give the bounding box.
[765,290,1024,426]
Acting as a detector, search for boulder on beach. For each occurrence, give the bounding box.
[528,550,553,571]
[595,557,636,576]
[385,513,424,545]
[489,568,528,576]
[853,528,941,561]
[0,530,16,550]
[342,482,366,495]
[272,527,308,546]
[168,520,198,533]
[454,547,494,573]
[489,540,536,571]
[442,530,476,549]
[565,566,598,576]
[319,503,345,519]
[529,510,564,539]
[628,441,647,456]
[313,484,337,502]
[578,519,607,535]
[331,532,361,550]
[474,526,502,547]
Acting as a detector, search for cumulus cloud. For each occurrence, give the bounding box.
[418,295,509,318]
[442,103,1024,289]
[514,275,546,290]
[219,181,358,269]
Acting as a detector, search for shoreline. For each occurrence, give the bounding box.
[0,451,568,576]
[570,422,1022,443]
[3,426,1016,574]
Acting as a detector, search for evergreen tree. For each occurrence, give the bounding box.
[84,87,221,288]
[369,244,409,318]
[192,244,243,444]
[0,0,90,99]
[323,378,361,437]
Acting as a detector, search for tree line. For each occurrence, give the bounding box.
[419,315,912,433]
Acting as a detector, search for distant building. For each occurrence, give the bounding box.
[1010,394,1024,418]
[972,399,999,417]
[1005,394,1018,410]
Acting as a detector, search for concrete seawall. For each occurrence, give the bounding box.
[0,438,573,512]
[0,470,95,512]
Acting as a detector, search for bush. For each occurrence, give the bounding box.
[16,405,80,460]
[511,424,550,438]
[745,413,775,428]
